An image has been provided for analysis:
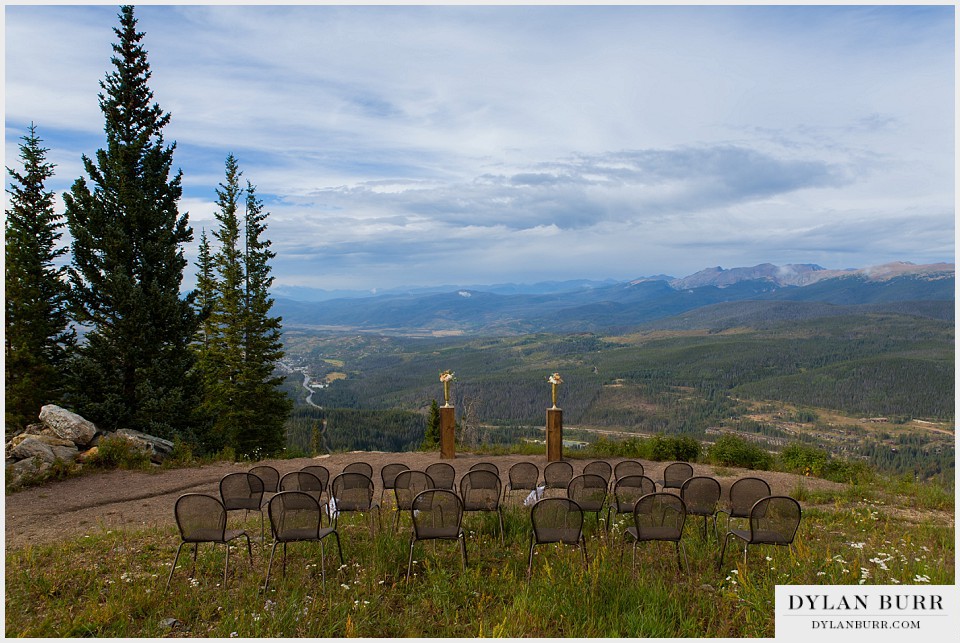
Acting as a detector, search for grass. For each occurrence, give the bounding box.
[5,481,954,638]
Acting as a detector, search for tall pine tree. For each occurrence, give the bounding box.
[197,155,290,458]
[63,6,197,438]
[4,124,75,435]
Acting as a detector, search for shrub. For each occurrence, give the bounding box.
[89,435,151,470]
[649,434,701,462]
[706,434,772,470]
[779,443,829,477]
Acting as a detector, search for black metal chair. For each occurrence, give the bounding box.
[613,460,644,481]
[566,473,608,531]
[329,472,381,536]
[459,469,505,544]
[263,491,343,591]
[624,492,688,573]
[606,474,656,532]
[301,465,331,504]
[406,489,467,581]
[165,493,252,591]
[505,461,540,503]
[249,465,280,501]
[219,471,265,542]
[661,462,694,491]
[718,496,801,570]
[582,460,612,488]
[716,477,772,534]
[425,462,456,492]
[380,462,411,507]
[543,461,574,498]
[468,461,499,476]
[343,461,374,479]
[279,471,326,523]
[393,470,435,531]
[680,476,722,539]
[527,497,587,580]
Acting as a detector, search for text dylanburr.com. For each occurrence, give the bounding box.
[775,585,959,640]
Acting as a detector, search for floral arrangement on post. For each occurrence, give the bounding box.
[440,370,456,407]
[548,372,563,409]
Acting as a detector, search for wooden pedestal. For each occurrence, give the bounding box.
[546,408,563,462]
[440,405,456,459]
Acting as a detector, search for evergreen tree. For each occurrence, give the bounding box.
[196,155,290,458]
[4,124,75,434]
[421,399,441,449]
[62,6,196,438]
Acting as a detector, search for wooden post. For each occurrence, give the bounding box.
[440,406,456,459]
[546,408,563,462]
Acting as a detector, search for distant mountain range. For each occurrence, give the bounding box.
[273,261,954,334]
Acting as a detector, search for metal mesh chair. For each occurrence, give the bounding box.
[165,493,252,591]
[459,469,505,544]
[624,492,688,572]
[543,461,574,497]
[329,472,381,535]
[661,462,694,491]
[279,471,326,519]
[583,461,612,487]
[219,472,265,542]
[393,470,435,531]
[614,460,645,480]
[301,465,331,503]
[567,474,608,530]
[264,491,343,591]
[468,461,499,476]
[406,489,467,580]
[425,462,456,491]
[716,477,772,534]
[505,461,540,502]
[249,465,280,496]
[680,476,722,539]
[606,474,656,532]
[343,461,374,479]
[380,463,411,506]
[718,496,801,569]
[527,497,587,579]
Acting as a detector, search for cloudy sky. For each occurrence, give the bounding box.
[4,3,955,292]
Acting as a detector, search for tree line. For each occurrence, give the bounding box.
[5,6,289,457]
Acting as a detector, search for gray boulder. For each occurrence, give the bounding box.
[114,429,174,464]
[6,457,52,487]
[8,436,57,464]
[38,405,98,447]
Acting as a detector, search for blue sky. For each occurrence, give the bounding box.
[4,4,955,292]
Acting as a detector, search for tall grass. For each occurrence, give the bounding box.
[5,487,953,638]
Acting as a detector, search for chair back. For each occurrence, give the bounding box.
[613,475,657,512]
[728,477,772,518]
[507,462,540,491]
[331,472,375,511]
[425,462,456,490]
[411,489,464,540]
[662,462,694,489]
[381,463,410,491]
[633,492,686,542]
[582,461,612,484]
[459,469,502,511]
[680,476,721,517]
[219,472,264,511]
[749,496,801,545]
[175,493,227,542]
[249,466,280,493]
[343,462,374,479]
[301,465,330,491]
[279,471,325,502]
[614,460,644,480]
[543,461,574,489]
[394,470,435,511]
[268,491,323,543]
[566,474,608,512]
[530,497,583,545]
[469,461,499,476]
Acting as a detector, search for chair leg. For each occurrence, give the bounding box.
[580,535,589,569]
[333,530,344,566]
[282,542,288,578]
[460,534,468,570]
[718,532,732,570]
[263,541,279,592]
[319,539,326,587]
[223,541,230,587]
[394,507,401,532]
[526,535,536,580]
[406,536,416,580]
[165,542,185,592]
[497,508,505,545]
[244,534,253,566]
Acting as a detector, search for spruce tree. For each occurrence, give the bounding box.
[63,6,196,438]
[4,124,75,434]
[421,399,441,449]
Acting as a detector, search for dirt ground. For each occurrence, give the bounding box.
[4,451,842,550]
